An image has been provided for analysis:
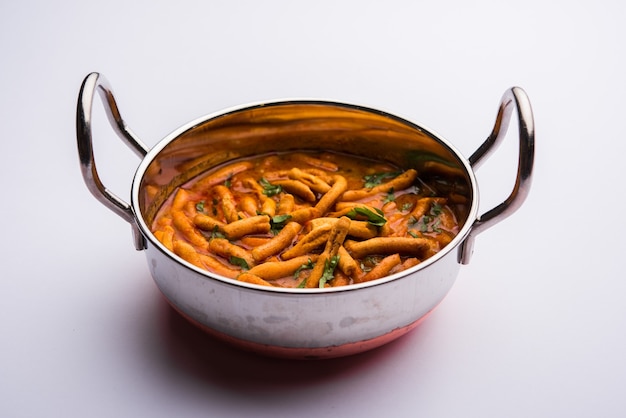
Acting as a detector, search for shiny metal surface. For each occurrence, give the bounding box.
[144,235,460,358]
[459,87,535,264]
[75,72,535,358]
[76,72,149,250]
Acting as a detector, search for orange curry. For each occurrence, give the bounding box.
[151,151,463,288]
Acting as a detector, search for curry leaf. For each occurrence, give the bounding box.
[345,206,387,227]
[260,178,282,196]
[272,214,292,225]
[270,214,292,234]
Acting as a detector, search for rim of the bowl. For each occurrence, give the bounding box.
[131,98,480,294]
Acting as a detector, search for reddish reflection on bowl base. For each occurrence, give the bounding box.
[172,305,434,360]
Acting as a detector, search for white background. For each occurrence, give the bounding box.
[2,1,625,417]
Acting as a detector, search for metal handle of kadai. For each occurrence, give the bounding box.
[459,87,535,264]
[76,72,150,250]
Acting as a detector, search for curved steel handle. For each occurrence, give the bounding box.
[76,72,150,250]
[459,87,535,264]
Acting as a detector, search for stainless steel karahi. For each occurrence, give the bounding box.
[76,72,534,359]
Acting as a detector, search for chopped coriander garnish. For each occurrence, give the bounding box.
[294,258,315,279]
[363,171,402,189]
[270,214,292,234]
[195,201,205,212]
[260,178,282,197]
[401,202,412,212]
[383,188,396,204]
[432,218,442,234]
[319,255,340,288]
[211,226,225,239]
[418,209,443,234]
[359,255,378,273]
[430,201,443,216]
[229,256,249,270]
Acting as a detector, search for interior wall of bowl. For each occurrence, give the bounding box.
[137,101,474,227]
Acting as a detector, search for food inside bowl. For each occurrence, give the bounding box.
[151,150,467,288]
[77,72,534,358]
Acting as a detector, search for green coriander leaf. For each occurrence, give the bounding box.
[408,230,420,238]
[383,188,396,204]
[270,214,292,234]
[272,214,292,224]
[211,226,225,239]
[430,201,443,216]
[363,171,402,189]
[319,255,340,288]
[432,218,442,234]
[195,201,205,212]
[259,178,282,197]
[229,256,249,270]
[294,258,315,279]
[401,202,412,212]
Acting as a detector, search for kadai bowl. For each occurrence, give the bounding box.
[76,72,534,359]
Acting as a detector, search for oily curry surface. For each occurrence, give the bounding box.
[151,151,466,288]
